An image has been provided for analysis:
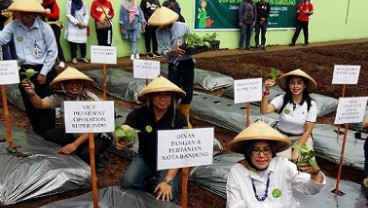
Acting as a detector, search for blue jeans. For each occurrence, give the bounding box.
[121,154,179,200]
[239,23,253,49]
[255,22,268,46]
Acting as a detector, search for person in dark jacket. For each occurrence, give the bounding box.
[254,0,270,50]
[116,76,187,202]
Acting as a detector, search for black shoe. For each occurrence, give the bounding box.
[245,47,251,50]
[289,43,295,46]
[147,52,154,59]
[261,45,266,50]
[153,52,162,58]
[302,43,309,46]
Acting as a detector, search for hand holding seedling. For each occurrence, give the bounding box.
[115,125,139,149]
[294,144,320,175]
[20,79,36,96]
[265,68,278,90]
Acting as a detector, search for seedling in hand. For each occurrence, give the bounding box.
[21,68,38,80]
[115,126,139,146]
[297,144,317,167]
[268,68,278,81]
[265,68,278,87]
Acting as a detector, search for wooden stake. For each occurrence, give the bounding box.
[88,133,98,208]
[103,64,107,100]
[1,85,13,148]
[246,102,250,127]
[336,85,346,137]
[181,167,189,208]
[334,123,349,195]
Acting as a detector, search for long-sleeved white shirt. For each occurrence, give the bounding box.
[226,157,325,208]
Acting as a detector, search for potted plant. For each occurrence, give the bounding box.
[202,32,220,50]
[181,33,210,55]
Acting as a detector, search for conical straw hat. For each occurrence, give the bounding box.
[8,0,46,13]
[229,121,291,154]
[276,69,317,93]
[50,67,94,88]
[148,6,179,27]
[138,76,185,101]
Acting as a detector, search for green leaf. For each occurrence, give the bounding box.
[268,68,278,80]
[115,126,140,143]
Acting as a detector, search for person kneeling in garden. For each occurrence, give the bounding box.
[21,66,113,173]
[226,121,325,207]
[115,76,187,202]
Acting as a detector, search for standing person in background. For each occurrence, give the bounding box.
[260,69,317,162]
[0,0,58,137]
[65,0,90,64]
[254,0,270,50]
[0,0,16,61]
[42,0,66,69]
[119,0,146,61]
[149,7,194,128]
[162,0,184,23]
[91,0,114,46]
[289,0,313,46]
[140,0,161,59]
[238,0,257,51]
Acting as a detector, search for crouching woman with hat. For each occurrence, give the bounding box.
[226,121,325,207]
[260,69,318,162]
[21,67,113,173]
[115,76,187,202]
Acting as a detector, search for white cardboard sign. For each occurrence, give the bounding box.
[332,65,360,84]
[90,45,117,64]
[334,97,368,124]
[157,128,214,170]
[133,59,160,79]
[234,78,262,104]
[0,60,19,85]
[64,101,115,133]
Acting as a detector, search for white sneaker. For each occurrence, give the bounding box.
[135,53,140,59]
[130,54,135,60]
[58,61,65,68]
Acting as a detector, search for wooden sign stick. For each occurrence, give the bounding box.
[1,85,13,148]
[88,133,98,208]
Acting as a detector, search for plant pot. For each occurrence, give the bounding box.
[210,40,220,50]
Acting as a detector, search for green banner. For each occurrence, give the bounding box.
[194,0,300,30]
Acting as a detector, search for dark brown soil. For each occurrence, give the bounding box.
[1,40,368,208]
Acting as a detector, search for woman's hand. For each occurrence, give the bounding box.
[37,74,46,85]
[264,79,276,90]
[154,181,173,201]
[291,149,299,162]
[59,143,77,155]
[21,79,35,95]
[115,139,128,150]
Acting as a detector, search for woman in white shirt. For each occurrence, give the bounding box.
[260,69,317,162]
[226,121,325,208]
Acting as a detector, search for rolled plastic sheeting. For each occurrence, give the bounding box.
[41,186,180,208]
[0,124,91,206]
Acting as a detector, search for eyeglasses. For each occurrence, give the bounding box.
[251,147,272,156]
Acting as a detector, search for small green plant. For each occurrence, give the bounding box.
[268,68,278,81]
[202,32,217,43]
[114,126,139,145]
[297,144,317,167]
[21,68,38,80]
